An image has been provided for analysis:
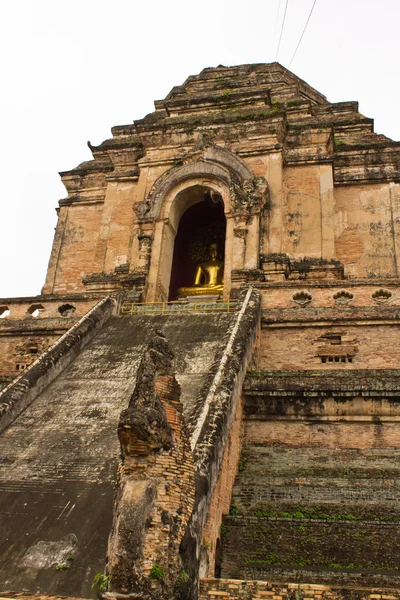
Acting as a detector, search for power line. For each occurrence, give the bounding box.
[275,0,289,61]
[271,0,282,59]
[288,0,318,68]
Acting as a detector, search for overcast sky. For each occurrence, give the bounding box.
[1,0,399,298]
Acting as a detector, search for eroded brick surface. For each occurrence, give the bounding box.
[199,579,400,600]
[2,62,400,600]
[0,313,237,597]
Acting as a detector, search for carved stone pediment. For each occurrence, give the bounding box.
[136,143,269,223]
[229,173,268,223]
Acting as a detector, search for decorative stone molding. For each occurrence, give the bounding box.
[289,258,344,281]
[260,254,344,282]
[292,291,313,306]
[229,172,267,223]
[137,143,268,223]
[260,253,290,281]
[82,271,146,296]
[230,270,265,291]
[333,290,354,304]
[138,233,153,248]
[233,227,248,239]
[372,288,392,303]
[114,263,130,274]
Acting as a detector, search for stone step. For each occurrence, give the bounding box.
[219,516,400,587]
[237,446,400,476]
[231,482,400,515]
[231,445,400,515]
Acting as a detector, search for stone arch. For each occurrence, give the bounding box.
[137,143,265,222]
[142,144,268,302]
[146,177,233,302]
[160,177,231,228]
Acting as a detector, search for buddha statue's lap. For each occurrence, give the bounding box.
[177,243,224,299]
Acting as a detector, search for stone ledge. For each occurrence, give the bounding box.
[199,578,400,600]
[244,369,400,392]
[261,306,400,326]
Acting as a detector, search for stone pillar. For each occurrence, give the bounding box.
[232,221,247,271]
[263,151,283,255]
[92,182,118,273]
[42,206,69,294]
[319,163,335,259]
[244,214,260,270]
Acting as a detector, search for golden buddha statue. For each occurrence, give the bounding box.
[177,243,224,298]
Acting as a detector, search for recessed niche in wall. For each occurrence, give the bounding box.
[58,303,76,317]
[316,332,357,364]
[333,290,354,305]
[0,306,10,319]
[292,291,312,306]
[371,289,392,304]
[27,304,45,318]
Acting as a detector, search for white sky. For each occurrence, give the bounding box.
[1,0,399,298]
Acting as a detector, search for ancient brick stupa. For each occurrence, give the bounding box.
[1,63,400,600]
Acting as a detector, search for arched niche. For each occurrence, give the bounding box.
[146,177,233,302]
[141,144,268,302]
[168,187,226,300]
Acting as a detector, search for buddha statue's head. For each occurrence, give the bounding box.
[209,243,219,260]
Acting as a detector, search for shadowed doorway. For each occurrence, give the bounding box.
[168,187,226,300]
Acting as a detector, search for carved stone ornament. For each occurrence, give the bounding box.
[135,143,269,223]
[333,290,354,305]
[292,291,312,306]
[118,330,174,454]
[372,288,392,303]
[233,227,248,239]
[135,200,151,220]
[137,232,153,250]
[229,173,267,222]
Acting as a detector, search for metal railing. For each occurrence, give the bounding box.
[121,299,238,315]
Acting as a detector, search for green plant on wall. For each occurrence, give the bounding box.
[229,503,240,516]
[238,450,248,472]
[175,569,190,586]
[92,573,109,592]
[149,562,164,581]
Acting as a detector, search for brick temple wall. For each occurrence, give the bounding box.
[0,297,98,377]
[258,323,400,370]
[219,367,400,587]
[199,578,400,600]
[202,394,244,576]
